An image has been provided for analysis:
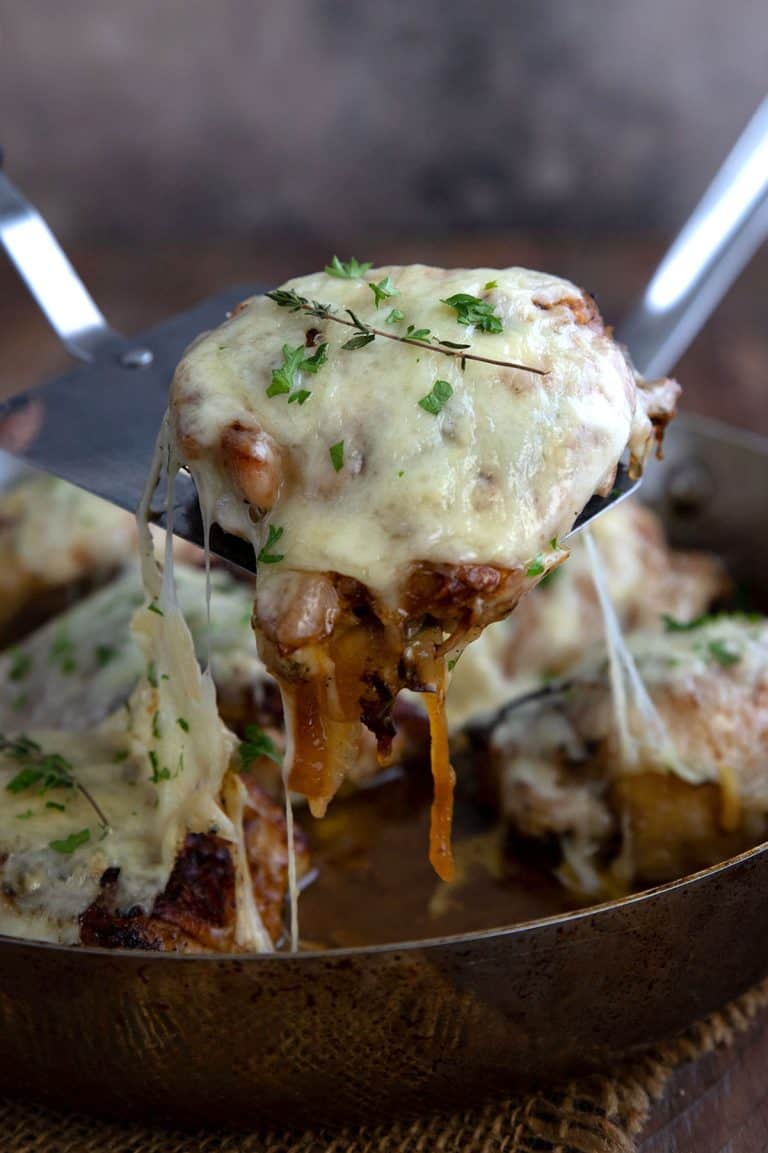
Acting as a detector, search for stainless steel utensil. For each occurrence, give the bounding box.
[2,99,767,566]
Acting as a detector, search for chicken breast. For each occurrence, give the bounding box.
[447,500,727,727]
[470,614,768,895]
[168,263,678,878]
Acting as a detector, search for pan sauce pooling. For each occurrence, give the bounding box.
[169,263,678,879]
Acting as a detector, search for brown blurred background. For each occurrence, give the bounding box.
[1,0,767,428]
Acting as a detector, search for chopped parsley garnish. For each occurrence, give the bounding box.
[239,724,283,769]
[663,611,761,633]
[268,342,328,403]
[177,717,190,733]
[483,279,499,291]
[3,741,75,796]
[526,555,545,577]
[9,651,32,682]
[418,379,453,416]
[386,308,404,325]
[95,644,116,667]
[147,601,164,617]
[51,632,76,675]
[16,810,34,820]
[49,828,90,855]
[257,524,285,565]
[369,276,398,308]
[146,661,158,688]
[302,342,329,373]
[113,750,131,764]
[441,292,503,334]
[148,751,172,783]
[707,639,741,668]
[324,255,372,279]
[152,711,162,740]
[45,801,66,812]
[447,655,461,672]
[268,344,304,398]
[329,441,345,472]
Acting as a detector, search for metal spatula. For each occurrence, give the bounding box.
[1,98,767,572]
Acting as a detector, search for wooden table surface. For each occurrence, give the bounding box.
[1,235,768,1152]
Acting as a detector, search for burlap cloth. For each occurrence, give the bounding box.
[3,979,767,1153]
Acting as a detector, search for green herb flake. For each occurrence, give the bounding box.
[441,292,503,334]
[404,325,432,342]
[9,651,32,683]
[239,724,283,770]
[45,801,66,812]
[16,810,34,820]
[258,524,285,565]
[483,279,499,291]
[287,389,311,406]
[707,639,741,668]
[418,379,453,416]
[385,308,404,325]
[342,332,375,351]
[526,555,545,577]
[147,601,164,617]
[324,255,373,279]
[302,342,328,374]
[49,828,90,855]
[50,827,91,854]
[447,656,461,672]
[397,470,405,478]
[95,644,116,668]
[152,711,162,740]
[369,276,398,308]
[329,441,345,472]
[113,750,131,764]
[146,662,158,688]
[177,717,190,733]
[7,766,44,794]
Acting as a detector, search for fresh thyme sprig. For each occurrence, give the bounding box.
[265,289,547,376]
[0,733,110,831]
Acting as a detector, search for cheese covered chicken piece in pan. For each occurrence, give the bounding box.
[170,263,678,878]
[447,500,727,727]
[0,597,308,952]
[0,475,135,643]
[472,615,768,894]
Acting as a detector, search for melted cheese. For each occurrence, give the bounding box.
[173,266,654,589]
[168,264,673,880]
[0,432,272,949]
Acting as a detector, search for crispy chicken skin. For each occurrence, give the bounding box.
[79,780,309,952]
[468,616,768,895]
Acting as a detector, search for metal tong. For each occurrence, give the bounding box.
[1,98,767,571]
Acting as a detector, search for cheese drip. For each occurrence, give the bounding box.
[584,528,695,782]
[135,419,273,951]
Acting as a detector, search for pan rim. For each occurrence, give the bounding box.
[1,834,767,963]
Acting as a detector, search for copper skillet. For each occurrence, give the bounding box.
[1,108,768,1129]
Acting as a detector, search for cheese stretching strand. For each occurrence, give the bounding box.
[168,263,679,880]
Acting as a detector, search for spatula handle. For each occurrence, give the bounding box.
[0,155,124,363]
[617,98,768,379]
